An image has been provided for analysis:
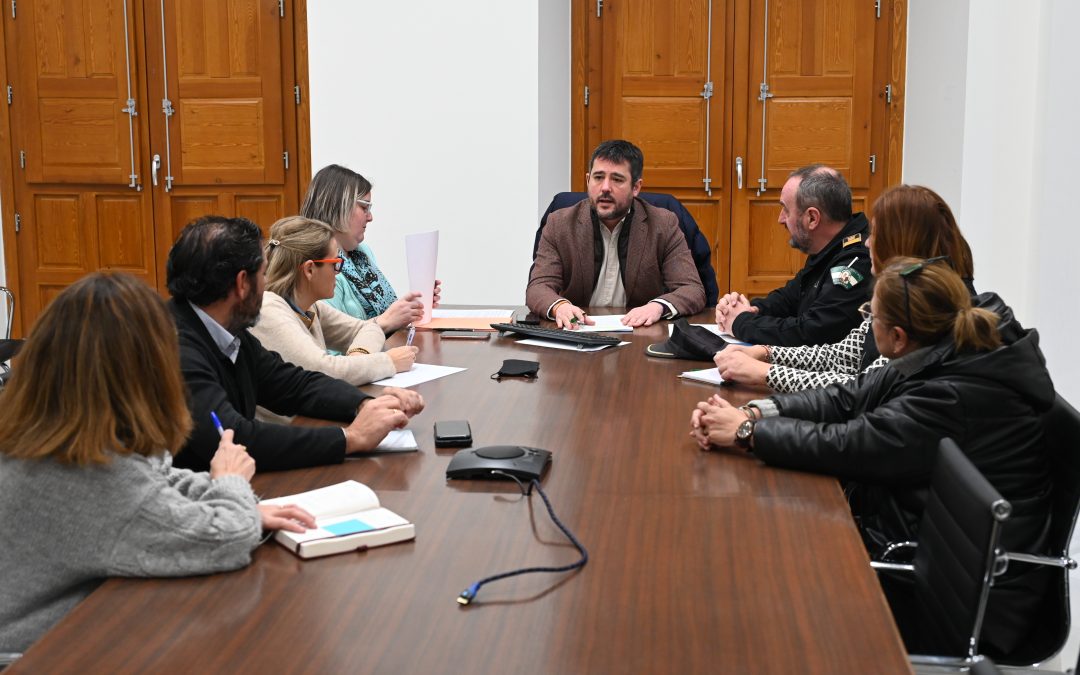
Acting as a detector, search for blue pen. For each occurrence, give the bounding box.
[210,411,225,438]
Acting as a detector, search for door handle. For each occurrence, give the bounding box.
[736,156,744,190]
[152,154,161,187]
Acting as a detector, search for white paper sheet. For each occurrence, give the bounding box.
[575,314,633,333]
[679,367,725,385]
[516,338,629,352]
[370,363,466,387]
[667,323,751,345]
[431,309,515,319]
[405,230,439,325]
[374,429,419,451]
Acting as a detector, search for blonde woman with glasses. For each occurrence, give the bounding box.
[250,216,418,390]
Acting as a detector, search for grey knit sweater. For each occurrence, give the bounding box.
[0,451,262,652]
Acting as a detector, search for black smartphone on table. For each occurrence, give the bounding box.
[434,420,473,447]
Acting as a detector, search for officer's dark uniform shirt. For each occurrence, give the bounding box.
[731,213,873,347]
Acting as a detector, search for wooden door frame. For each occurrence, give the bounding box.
[0,0,312,337]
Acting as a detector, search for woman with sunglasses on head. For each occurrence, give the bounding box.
[250,216,418,391]
[0,272,315,654]
[690,257,1052,656]
[300,164,441,333]
[713,185,1010,392]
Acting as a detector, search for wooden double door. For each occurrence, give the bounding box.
[573,0,907,296]
[0,0,308,333]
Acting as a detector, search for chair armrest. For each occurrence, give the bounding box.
[1003,551,1077,569]
[869,561,914,573]
[0,652,23,669]
[879,540,917,563]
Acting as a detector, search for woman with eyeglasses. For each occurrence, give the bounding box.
[0,272,315,653]
[690,256,1052,655]
[712,185,1013,392]
[249,216,418,390]
[300,164,441,333]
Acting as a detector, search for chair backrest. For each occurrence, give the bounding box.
[1005,393,1080,667]
[0,286,12,340]
[535,192,720,306]
[913,437,1011,659]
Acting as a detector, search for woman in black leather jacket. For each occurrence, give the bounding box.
[690,256,1053,656]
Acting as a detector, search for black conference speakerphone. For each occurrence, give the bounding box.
[490,323,621,347]
[446,445,552,481]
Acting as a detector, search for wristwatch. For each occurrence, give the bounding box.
[735,418,755,449]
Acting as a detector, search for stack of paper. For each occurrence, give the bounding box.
[575,314,633,333]
[679,367,724,385]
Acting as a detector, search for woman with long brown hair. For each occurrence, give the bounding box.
[690,257,1053,655]
[0,272,313,653]
[713,184,993,392]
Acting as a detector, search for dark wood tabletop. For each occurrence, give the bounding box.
[9,312,911,675]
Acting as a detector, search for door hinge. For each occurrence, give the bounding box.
[875,0,881,19]
[13,213,20,233]
[18,150,24,169]
[294,85,301,105]
[884,83,893,104]
[122,98,138,117]
[283,151,289,170]
[278,0,284,18]
[701,81,714,100]
[758,82,773,101]
[162,98,174,117]
[5,85,10,105]
[869,154,877,174]
[596,0,603,18]
[584,86,589,107]
[10,0,14,19]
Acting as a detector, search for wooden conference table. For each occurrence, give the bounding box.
[10,312,911,675]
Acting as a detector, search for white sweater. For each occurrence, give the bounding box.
[251,291,395,386]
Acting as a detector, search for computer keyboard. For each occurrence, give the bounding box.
[490,323,623,346]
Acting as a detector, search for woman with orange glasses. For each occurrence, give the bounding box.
[250,216,417,398]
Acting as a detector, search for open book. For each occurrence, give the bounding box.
[260,481,415,559]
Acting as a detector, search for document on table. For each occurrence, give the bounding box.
[667,323,751,346]
[370,429,419,453]
[371,363,466,387]
[516,338,630,352]
[679,367,725,385]
[575,314,633,333]
[431,309,515,319]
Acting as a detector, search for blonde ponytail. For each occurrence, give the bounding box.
[953,306,1001,353]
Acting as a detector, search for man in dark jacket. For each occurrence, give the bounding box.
[717,165,872,346]
[167,215,423,472]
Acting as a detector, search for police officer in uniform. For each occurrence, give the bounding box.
[717,165,872,347]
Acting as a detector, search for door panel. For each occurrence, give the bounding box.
[602,0,723,192]
[14,0,139,185]
[731,0,878,297]
[160,0,285,186]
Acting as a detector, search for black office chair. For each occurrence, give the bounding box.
[870,438,1011,669]
[535,192,720,306]
[0,287,20,390]
[994,393,1080,672]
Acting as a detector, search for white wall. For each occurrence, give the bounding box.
[904,0,1080,404]
[307,0,571,307]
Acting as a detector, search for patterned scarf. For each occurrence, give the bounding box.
[341,247,397,317]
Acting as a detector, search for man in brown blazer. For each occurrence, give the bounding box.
[526,140,706,329]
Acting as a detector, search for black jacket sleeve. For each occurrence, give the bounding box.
[732,256,872,347]
[176,335,370,473]
[752,377,964,484]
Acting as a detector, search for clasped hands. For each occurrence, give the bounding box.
[712,344,770,386]
[554,300,665,329]
[714,291,757,334]
[689,394,750,451]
